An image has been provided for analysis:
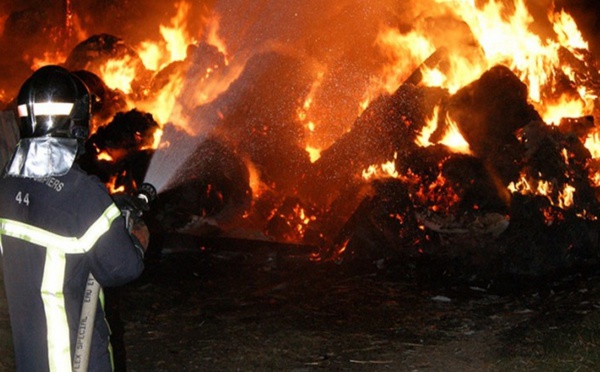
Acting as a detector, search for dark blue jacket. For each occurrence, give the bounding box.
[0,165,144,372]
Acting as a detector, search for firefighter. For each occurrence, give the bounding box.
[0,65,147,371]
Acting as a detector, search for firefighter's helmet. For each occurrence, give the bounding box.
[16,65,91,141]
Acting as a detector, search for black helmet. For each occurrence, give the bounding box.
[17,65,91,140]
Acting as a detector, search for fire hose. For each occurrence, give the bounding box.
[73,183,156,372]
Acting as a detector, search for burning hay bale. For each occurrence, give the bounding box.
[72,69,129,130]
[299,83,449,207]
[149,42,227,100]
[328,179,425,264]
[65,34,152,97]
[78,109,160,192]
[193,50,316,194]
[316,62,600,282]
[156,137,252,231]
[445,64,542,185]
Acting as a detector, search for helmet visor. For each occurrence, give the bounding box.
[18,102,74,117]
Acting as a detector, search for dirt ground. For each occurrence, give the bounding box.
[3,234,600,371]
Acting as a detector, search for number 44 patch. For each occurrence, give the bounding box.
[15,191,30,206]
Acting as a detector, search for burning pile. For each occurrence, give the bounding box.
[2,0,600,282]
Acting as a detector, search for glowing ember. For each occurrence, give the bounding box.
[508,172,576,209]
[96,151,114,162]
[305,146,321,163]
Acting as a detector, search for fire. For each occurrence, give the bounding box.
[584,133,600,188]
[305,146,321,163]
[266,201,318,243]
[558,184,575,209]
[100,55,137,94]
[136,0,194,73]
[541,95,588,125]
[440,0,559,101]
[439,117,471,154]
[96,150,114,162]
[31,51,68,71]
[133,4,236,137]
[585,133,600,159]
[140,128,164,151]
[106,174,126,194]
[507,173,575,209]
[136,41,163,72]
[551,9,589,54]
[7,0,600,251]
[362,154,399,181]
[160,1,194,63]
[375,27,436,95]
[416,106,471,154]
[416,106,440,147]
[298,70,326,154]
[138,67,185,126]
[246,159,268,199]
[373,0,595,124]
[205,14,228,63]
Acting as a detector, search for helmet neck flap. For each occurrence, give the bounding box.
[5,137,79,178]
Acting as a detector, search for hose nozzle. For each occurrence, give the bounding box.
[137,183,157,206]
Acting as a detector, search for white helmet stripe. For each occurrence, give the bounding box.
[17,102,74,117]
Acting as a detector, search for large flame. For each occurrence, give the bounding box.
[373,0,596,123]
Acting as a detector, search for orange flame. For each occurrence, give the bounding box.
[159,1,194,63]
[31,51,68,71]
[100,55,137,94]
[416,106,471,154]
[205,14,228,63]
[439,116,471,154]
[298,70,326,157]
[507,172,575,209]
[372,0,596,125]
[305,145,322,163]
[362,153,399,181]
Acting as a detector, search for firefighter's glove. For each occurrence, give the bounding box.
[130,218,150,254]
[113,192,150,215]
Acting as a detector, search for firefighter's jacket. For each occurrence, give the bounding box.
[0,165,145,372]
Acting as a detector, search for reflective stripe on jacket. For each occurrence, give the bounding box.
[0,165,144,372]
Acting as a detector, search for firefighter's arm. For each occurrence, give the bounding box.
[88,209,145,288]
